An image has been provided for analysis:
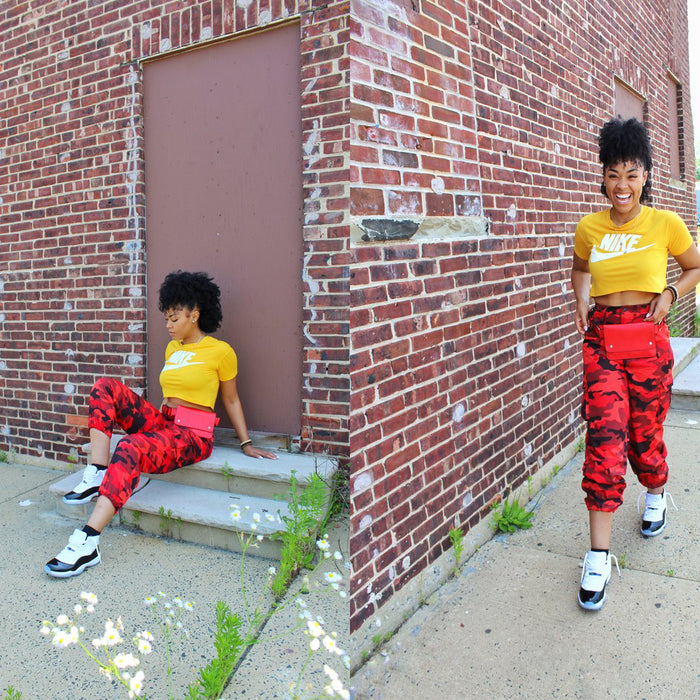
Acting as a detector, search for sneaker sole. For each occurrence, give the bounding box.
[62,492,99,505]
[62,475,150,505]
[578,592,606,611]
[44,553,101,578]
[641,522,666,538]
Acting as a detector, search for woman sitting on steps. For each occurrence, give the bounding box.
[45,270,277,578]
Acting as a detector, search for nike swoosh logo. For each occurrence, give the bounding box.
[161,362,205,372]
[590,243,654,263]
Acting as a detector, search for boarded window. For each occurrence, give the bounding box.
[666,73,683,180]
[614,79,645,122]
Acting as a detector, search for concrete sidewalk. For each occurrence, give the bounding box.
[351,408,700,699]
[0,461,349,699]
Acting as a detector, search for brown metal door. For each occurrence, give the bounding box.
[143,23,303,435]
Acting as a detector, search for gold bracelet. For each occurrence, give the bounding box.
[240,439,253,451]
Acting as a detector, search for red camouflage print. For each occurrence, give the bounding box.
[581,304,673,512]
[88,377,213,510]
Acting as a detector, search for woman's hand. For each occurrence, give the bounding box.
[574,301,589,335]
[571,253,592,335]
[242,444,278,460]
[645,290,673,324]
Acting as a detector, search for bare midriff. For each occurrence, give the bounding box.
[162,397,212,411]
[592,290,656,307]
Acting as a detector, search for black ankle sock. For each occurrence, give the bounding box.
[591,548,609,555]
[82,525,101,537]
[91,464,108,471]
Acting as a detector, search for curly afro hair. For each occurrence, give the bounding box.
[158,271,223,333]
[598,117,653,202]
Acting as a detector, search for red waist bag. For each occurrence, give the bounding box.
[601,322,656,360]
[174,405,220,439]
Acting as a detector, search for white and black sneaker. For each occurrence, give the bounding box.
[62,464,106,505]
[44,529,101,578]
[638,490,677,538]
[578,550,620,611]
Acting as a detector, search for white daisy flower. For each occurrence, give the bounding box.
[306,620,324,638]
[323,636,338,654]
[128,670,145,697]
[51,630,73,648]
[103,621,123,646]
[114,653,140,669]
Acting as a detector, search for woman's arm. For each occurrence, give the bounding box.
[571,253,592,335]
[220,377,278,460]
[646,244,700,324]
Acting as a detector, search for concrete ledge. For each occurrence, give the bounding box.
[350,215,490,245]
[151,446,337,499]
[49,471,289,559]
[121,480,288,559]
[670,336,700,378]
[672,355,700,410]
[79,438,336,498]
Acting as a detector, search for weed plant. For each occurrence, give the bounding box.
[491,494,535,533]
[448,527,465,576]
[271,471,327,599]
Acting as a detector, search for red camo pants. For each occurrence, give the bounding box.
[581,304,673,513]
[88,377,213,510]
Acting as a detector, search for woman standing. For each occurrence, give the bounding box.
[571,118,700,610]
[45,270,277,578]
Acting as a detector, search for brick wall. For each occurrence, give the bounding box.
[300,1,351,454]
[349,0,696,633]
[0,0,350,460]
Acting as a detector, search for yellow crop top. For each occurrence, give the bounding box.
[574,206,693,297]
[159,336,238,410]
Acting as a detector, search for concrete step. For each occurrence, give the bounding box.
[670,337,700,378]
[672,355,700,411]
[150,446,337,500]
[83,438,337,500]
[49,472,288,558]
[671,337,700,411]
[51,444,338,558]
